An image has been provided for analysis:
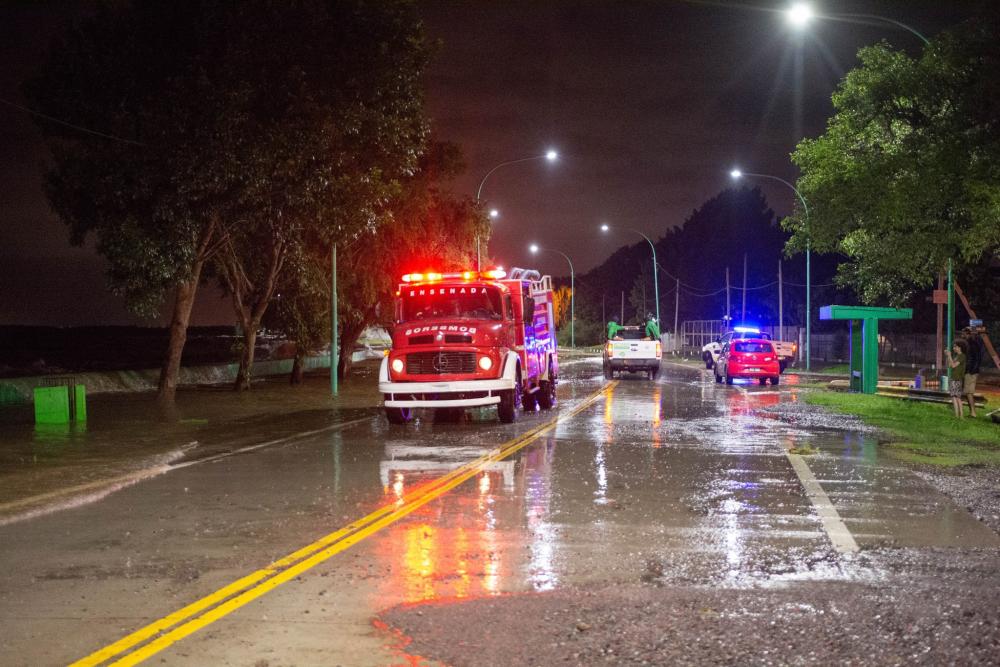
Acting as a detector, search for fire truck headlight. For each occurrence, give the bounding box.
[478,355,493,371]
[391,358,405,374]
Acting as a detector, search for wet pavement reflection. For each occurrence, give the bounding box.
[0,358,996,665]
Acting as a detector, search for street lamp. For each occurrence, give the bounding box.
[475,150,559,270]
[784,3,930,45]
[600,223,660,328]
[730,168,812,370]
[530,243,575,347]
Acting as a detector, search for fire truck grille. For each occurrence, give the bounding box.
[406,351,476,375]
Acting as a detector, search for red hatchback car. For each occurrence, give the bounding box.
[714,338,781,386]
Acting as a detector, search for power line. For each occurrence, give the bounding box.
[0,97,145,146]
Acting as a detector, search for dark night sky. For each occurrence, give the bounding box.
[0,1,983,326]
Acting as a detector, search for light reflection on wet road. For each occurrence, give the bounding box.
[0,359,996,665]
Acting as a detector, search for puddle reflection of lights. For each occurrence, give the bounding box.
[478,472,491,495]
[603,389,614,426]
[594,443,608,503]
[393,472,405,506]
[403,523,438,602]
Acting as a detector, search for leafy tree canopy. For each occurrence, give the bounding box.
[788,17,1000,306]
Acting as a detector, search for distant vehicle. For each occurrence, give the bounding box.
[702,326,797,371]
[379,267,558,424]
[604,326,661,380]
[714,338,781,386]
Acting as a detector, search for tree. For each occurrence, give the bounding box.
[787,18,1000,306]
[206,1,431,391]
[27,1,432,396]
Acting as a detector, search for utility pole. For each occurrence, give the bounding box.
[673,277,680,352]
[947,258,954,384]
[778,260,783,341]
[725,267,730,322]
[602,293,606,324]
[620,291,625,324]
[741,253,747,322]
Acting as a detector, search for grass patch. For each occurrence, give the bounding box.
[814,364,851,375]
[805,391,1000,466]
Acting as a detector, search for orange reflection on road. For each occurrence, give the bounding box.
[373,471,510,604]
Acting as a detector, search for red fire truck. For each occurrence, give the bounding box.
[379,267,559,424]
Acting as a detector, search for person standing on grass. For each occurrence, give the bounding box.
[962,327,984,418]
[945,339,968,418]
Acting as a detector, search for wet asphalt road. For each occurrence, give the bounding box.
[0,359,996,666]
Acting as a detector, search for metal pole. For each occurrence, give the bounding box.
[778,260,784,342]
[806,244,811,371]
[947,258,954,383]
[741,253,747,322]
[725,267,730,320]
[331,243,338,396]
[673,276,680,352]
[620,291,624,323]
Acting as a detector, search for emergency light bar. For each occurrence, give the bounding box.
[733,326,761,333]
[401,269,507,283]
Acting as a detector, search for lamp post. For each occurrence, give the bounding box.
[530,243,575,348]
[601,223,660,328]
[730,168,812,370]
[784,3,929,45]
[474,150,558,270]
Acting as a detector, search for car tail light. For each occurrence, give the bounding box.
[605,342,613,355]
[764,356,773,362]
[655,341,662,359]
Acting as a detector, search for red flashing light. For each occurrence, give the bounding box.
[401,269,507,283]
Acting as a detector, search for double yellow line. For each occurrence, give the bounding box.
[73,382,616,666]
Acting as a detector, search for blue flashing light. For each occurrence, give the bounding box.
[733,325,761,333]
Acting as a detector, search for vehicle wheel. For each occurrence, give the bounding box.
[779,360,787,372]
[704,356,713,370]
[770,376,780,386]
[725,374,734,385]
[759,378,767,386]
[498,377,522,423]
[537,377,556,410]
[385,407,413,424]
[651,366,660,380]
[603,362,613,380]
[714,371,722,384]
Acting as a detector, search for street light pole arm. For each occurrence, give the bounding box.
[828,13,930,45]
[476,155,547,202]
[739,172,809,220]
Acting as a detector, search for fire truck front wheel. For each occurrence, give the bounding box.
[385,407,413,424]
[498,379,522,423]
[537,378,556,410]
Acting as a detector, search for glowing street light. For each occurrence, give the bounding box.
[474,149,560,269]
[786,2,813,27]
[784,3,929,45]
[489,209,499,220]
[530,243,575,347]
[730,167,812,370]
[601,223,660,328]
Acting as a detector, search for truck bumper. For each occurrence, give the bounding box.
[379,378,515,408]
[609,359,660,370]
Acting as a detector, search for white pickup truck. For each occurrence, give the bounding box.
[604,326,662,380]
[702,328,797,372]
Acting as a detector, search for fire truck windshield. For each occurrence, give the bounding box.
[400,284,503,322]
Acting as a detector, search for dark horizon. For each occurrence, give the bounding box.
[0,0,983,326]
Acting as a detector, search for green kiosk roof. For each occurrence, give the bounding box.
[819,305,913,320]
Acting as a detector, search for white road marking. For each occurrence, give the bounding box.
[784,451,859,553]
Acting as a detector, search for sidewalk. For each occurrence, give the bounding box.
[0,366,380,523]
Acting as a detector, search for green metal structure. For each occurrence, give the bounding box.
[819,305,913,394]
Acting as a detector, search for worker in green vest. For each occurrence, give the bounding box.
[607,315,623,340]
[644,313,661,341]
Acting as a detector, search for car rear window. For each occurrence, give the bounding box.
[733,341,773,353]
